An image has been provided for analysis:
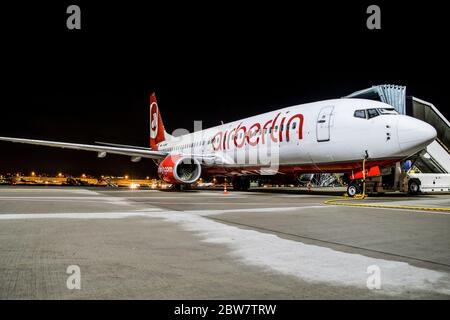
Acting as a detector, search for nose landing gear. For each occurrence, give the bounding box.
[347,180,362,197]
[346,155,369,198]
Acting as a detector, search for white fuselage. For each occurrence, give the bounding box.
[157,98,436,175]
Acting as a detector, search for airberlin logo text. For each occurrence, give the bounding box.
[211,112,304,151]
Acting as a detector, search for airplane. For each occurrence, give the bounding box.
[0,93,437,196]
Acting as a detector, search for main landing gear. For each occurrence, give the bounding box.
[232,177,250,191]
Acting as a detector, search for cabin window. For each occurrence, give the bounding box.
[354,110,366,119]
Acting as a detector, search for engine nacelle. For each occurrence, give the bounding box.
[157,155,202,184]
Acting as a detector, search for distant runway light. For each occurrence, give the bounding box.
[130,183,140,190]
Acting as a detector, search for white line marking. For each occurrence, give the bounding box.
[0,196,112,199]
[0,189,100,195]
[121,196,248,199]
[0,196,131,206]
[0,212,144,220]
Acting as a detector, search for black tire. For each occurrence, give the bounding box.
[232,177,250,191]
[241,179,250,191]
[232,178,242,191]
[408,180,420,195]
[347,184,358,197]
[347,181,361,197]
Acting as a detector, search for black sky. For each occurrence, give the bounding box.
[1,1,448,177]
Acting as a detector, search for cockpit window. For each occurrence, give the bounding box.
[367,108,379,119]
[378,108,398,115]
[354,110,366,119]
[355,107,398,120]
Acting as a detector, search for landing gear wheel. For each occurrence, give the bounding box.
[347,181,360,197]
[232,178,242,191]
[232,178,250,191]
[408,180,420,195]
[241,179,250,191]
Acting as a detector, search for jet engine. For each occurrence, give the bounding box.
[157,155,202,184]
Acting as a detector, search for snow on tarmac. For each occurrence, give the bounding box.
[142,209,450,296]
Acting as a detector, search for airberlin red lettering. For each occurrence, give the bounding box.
[212,113,304,151]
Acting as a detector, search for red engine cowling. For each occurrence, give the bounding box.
[158,155,202,184]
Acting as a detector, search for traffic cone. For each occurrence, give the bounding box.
[223,182,229,195]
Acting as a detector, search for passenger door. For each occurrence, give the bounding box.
[316,106,334,142]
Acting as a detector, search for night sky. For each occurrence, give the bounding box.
[1,2,448,178]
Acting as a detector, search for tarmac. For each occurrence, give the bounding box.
[0,186,449,299]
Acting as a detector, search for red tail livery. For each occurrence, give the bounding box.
[150,93,166,150]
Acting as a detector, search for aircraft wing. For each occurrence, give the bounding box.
[0,136,168,160]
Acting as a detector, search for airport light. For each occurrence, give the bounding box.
[31,171,36,177]
[81,174,86,178]
[125,175,129,179]
[58,173,63,177]
[130,183,140,190]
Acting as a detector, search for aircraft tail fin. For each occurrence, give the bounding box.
[149,93,172,150]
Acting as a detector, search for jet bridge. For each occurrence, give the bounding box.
[345,84,450,194]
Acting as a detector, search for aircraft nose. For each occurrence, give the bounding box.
[397,116,437,154]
